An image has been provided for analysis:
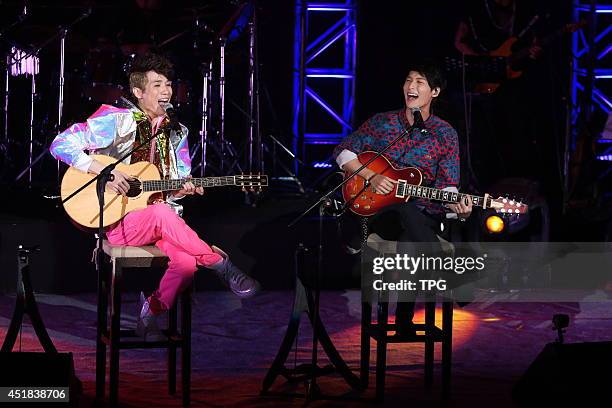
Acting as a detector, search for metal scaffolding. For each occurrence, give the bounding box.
[565,1,612,205]
[570,1,611,153]
[292,1,357,173]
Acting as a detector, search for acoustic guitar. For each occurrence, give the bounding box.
[341,151,528,217]
[61,154,268,228]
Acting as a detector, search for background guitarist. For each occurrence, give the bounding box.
[452,0,554,189]
[454,0,542,62]
[333,62,472,337]
[50,53,260,340]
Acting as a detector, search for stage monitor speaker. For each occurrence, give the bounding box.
[0,352,81,406]
[513,341,612,405]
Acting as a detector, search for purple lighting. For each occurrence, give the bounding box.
[576,4,612,13]
[597,45,612,61]
[305,87,352,130]
[305,24,354,65]
[292,1,357,176]
[593,89,612,112]
[306,68,354,78]
[307,3,355,11]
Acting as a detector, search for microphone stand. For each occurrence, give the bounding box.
[284,111,424,401]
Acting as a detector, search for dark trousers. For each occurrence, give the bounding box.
[343,202,444,326]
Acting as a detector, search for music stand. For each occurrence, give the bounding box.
[1,245,56,353]
[261,244,363,399]
[263,115,423,403]
[443,55,507,86]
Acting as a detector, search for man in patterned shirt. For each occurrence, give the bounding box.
[334,62,472,337]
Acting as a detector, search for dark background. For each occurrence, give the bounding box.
[1,0,603,294]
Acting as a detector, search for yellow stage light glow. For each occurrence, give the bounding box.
[486,215,505,233]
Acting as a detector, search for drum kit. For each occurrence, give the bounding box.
[78,41,192,108]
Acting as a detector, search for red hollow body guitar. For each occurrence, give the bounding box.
[341,151,528,217]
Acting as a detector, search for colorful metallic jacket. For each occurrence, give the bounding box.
[49,104,191,179]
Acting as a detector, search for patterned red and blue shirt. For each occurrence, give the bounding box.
[334,109,460,215]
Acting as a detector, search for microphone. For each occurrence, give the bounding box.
[160,102,181,132]
[410,107,425,129]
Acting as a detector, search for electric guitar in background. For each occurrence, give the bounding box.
[473,20,586,94]
[341,152,528,217]
[61,154,268,229]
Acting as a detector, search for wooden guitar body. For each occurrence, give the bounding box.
[342,151,422,217]
[61,154,162,229]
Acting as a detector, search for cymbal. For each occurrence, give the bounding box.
[10,24,91,53]
[119,43,154,56]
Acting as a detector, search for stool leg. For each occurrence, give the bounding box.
[442,301,453,399]
[95,254,109,403]
[375,301,388,402]
[109,261,122,407]
[360,302,372,388]
[168,303,177,395]
[424,299,435,389]
[182,288,192,407]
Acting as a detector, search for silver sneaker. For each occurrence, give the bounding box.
[135,292,166,342]
[211,246,261,298]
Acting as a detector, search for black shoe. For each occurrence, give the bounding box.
[395,322,417,339]
[135,292,166,342]
[211,246,261,298]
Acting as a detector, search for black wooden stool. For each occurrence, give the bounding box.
[96,240,192,407]
[361,233,454,402]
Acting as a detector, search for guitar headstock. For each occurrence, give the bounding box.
[490,196,528,215]
[236,174,268,192]
[563,20,587,34]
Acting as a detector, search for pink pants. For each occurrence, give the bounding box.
[106,203,223,314]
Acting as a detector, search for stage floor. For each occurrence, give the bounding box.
[1,290,611,407]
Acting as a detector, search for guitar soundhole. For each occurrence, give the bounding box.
[126,179,143,198]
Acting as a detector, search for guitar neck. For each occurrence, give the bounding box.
[397,182,491,209]
[510,27,566,63]
[142,176,237,192]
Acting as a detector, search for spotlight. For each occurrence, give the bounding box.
[486,215,505,233]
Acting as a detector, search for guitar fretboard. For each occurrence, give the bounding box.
[511,24,579,63]
[142,177,236,192]
[396,181,490,208]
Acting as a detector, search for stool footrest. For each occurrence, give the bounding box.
[369,323,445,343]
[280,363,336,383]
[101,329,186,349]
